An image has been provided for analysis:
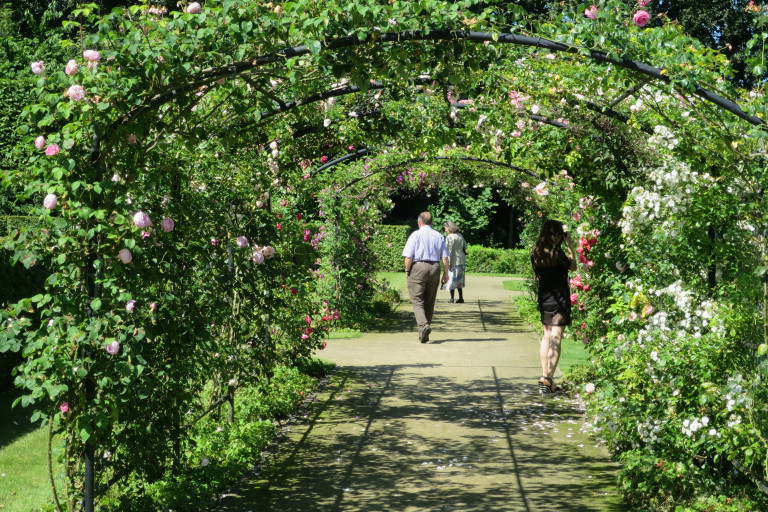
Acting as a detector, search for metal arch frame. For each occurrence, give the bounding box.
[313,147,544,191]
[116,29,763,132]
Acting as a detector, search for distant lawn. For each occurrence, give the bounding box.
[502,278,529,293]
[0,389,63,512]
[327,328,363,339]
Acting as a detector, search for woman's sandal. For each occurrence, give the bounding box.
[538,376,564,395]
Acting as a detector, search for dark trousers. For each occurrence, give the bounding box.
[407,262,441,330]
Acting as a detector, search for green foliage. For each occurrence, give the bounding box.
[370,224,409,271]
[466,246,529,274]
[430,184,499,245]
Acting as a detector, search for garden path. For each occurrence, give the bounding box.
[216,275,625,512]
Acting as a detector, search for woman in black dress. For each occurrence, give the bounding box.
[531,220,577,395]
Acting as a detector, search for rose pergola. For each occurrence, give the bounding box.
[3,0,768,509]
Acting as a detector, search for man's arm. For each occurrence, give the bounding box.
[441,256,450,283]
[404,257,413,277]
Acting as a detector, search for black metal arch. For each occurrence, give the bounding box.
[116,29,762,134]
[314,147,544,191]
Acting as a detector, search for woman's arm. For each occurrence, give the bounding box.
[564,232,577,271]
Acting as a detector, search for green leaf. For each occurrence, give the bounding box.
[307,40,322,54]
[90,298,102,311]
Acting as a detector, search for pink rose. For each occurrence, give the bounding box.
[303,229,311,242]
[128,133,137,144]
[30,61,44,75]
[251,251,264,264]
[187,2,202,13]
[118,248,132,264]
[290,287,298,295]
[60,402,69,413]
[125,300,136,312]
[570,293,578,305]
[133,211,152,229]
[211,239,217,246]
[65,85,85,101]
[348,145,355,151]
[160,217,175,232]
[320,156,328,164]
[276,223,282,230]
[585,383,595,394]
[301,333,310,340]
[35,136,45,149]
[236,236,248,248]
[150,302,157,310]
[43,193,57,209]
[262,246,275,259]
[319,341,327,350]
[105,340,120,355]
[638,0,651,6]
[45,144,60,156]
[584,5,597,19]
[633,10,650,27]
[65,59,78,76]
[82,49,101,62]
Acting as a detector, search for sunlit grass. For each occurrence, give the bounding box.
[327,328,362,339]
[0,390,64,512]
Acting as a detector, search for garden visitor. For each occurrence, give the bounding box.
[443,221,467,303]
[402,212,450,343]
[531,219,577,395]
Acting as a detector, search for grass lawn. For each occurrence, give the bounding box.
[0,390,63,512]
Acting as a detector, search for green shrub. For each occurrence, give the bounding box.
[371,225,410,271]
[1,217,47,391]
[466,246,529,274]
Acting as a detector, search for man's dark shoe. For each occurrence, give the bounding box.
[420,324,431,343]
[456,299,464,303]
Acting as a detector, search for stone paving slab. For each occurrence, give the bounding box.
[216,275,626,512]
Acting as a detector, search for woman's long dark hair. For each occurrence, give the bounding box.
[531,220,566,268]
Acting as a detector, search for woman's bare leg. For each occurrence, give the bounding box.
[540,325,564,378]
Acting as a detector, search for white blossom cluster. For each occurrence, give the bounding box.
[681,416,718,438]
[620,153,713,245]
[635,280,724,347]
[636,418,664,448]
[722,376,752,415]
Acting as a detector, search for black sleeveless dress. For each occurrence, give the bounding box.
[531,252,572,327]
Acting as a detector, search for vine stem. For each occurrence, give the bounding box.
[48,417,64,512]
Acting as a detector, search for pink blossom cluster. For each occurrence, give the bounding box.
[509,91,527,109]
[83,49,101,69]
[65,85,86,101]
[30,61,44,75]
[251,245,276,264]
[633,10,650,27]
[577,231,599,266]
[43,194,58,209]
[584,5,597,19]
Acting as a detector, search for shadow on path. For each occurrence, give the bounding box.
[216,276,625,512]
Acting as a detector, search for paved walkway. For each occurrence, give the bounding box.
[216,276,625,512]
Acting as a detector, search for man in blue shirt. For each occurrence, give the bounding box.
[402,212,450,343]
